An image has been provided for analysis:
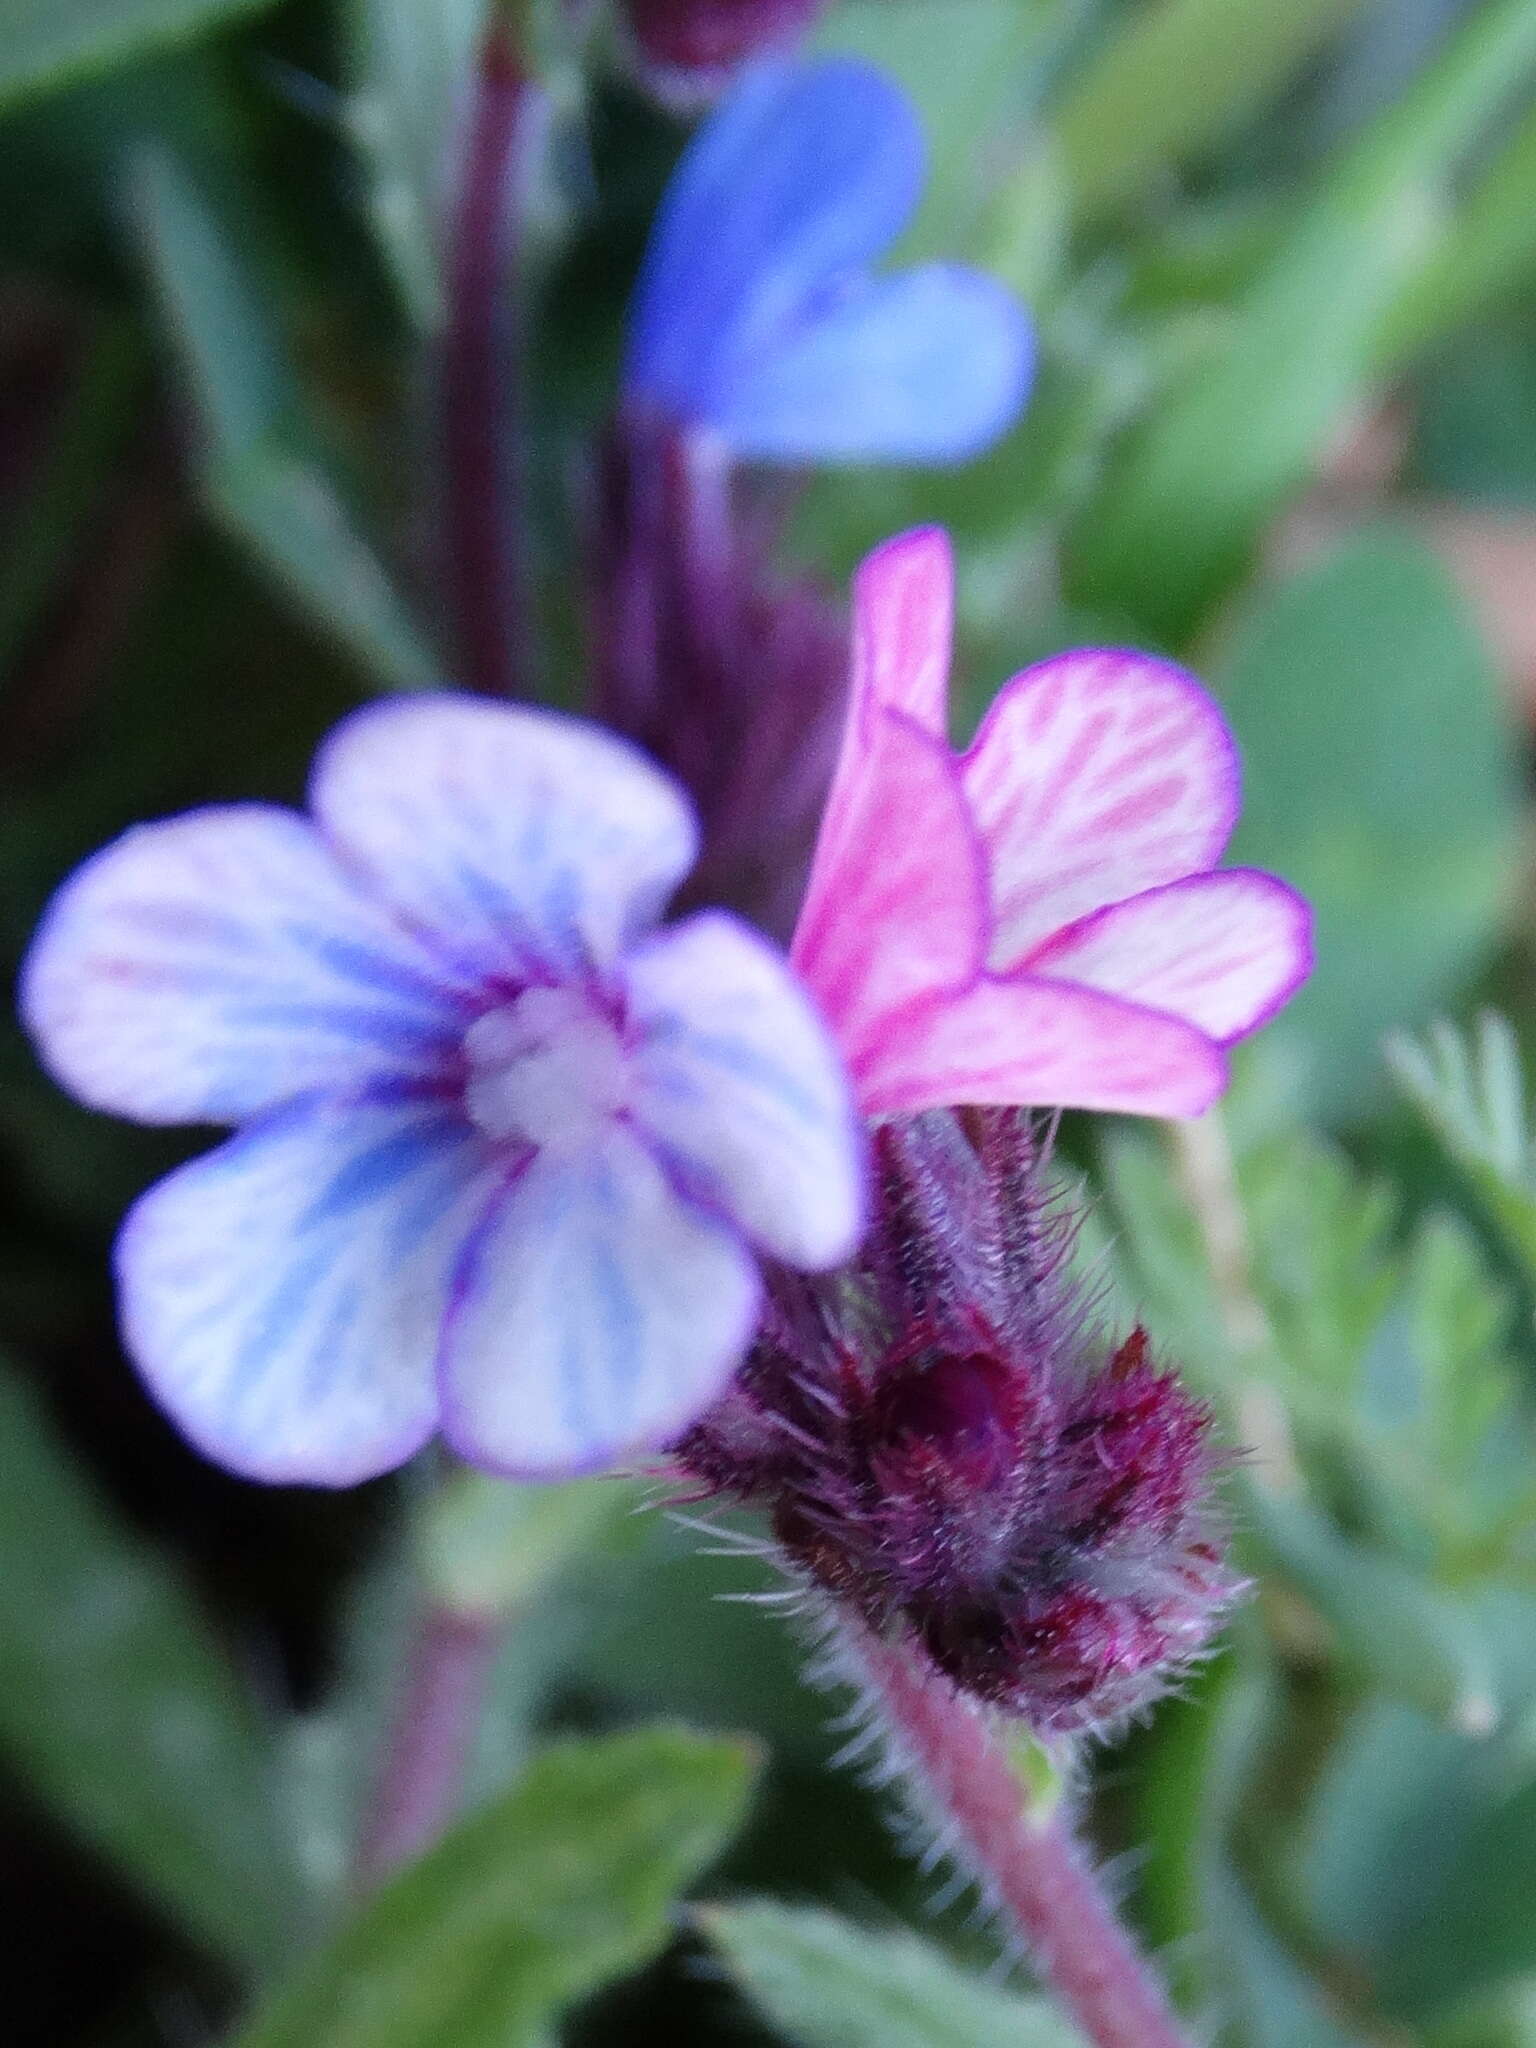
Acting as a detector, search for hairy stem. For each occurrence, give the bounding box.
[440,22,541,696]
[354,1601,502,1887]
[847,1619,1197,2048]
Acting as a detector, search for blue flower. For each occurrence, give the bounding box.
[20,698,863,1485]
[624,58,1034,464]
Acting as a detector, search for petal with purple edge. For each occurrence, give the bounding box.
[962,651,1241,971]
[710,265,1034,464]
[625,59,923,428]
[854,974,1227,1121]
[793,709,990,1067]
[1026,869,1315,1045]
[439,1127,759,1476]
[116,1095,500,1486]
[626,910,863,1268]
[19,805,467,1125]
[310,697,698,983]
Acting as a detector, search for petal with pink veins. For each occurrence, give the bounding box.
[116,1093,500,1486]
[19,806,467,1125]
[1026,870,1315,1045]
[626,909,863,1268]
[439,1126,760,1476]
[793,710,989,1065]
[311,696,698,985]
[962,651,1241,970]
[855,974,1227,1121]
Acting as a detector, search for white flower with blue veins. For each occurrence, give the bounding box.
[20,697,863,1484]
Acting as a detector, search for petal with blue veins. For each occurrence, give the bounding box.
[710,265,1034,464]
[626,910,863,1269]
[116,1094,503,1485]
[310,697,699,983]
[626,59,923,427]
[439,1127,759,1476]
[19,805,469,1125]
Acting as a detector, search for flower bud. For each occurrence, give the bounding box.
[621,0,826,101]
[671,1109,1239,1737]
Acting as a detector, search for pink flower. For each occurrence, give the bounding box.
[792,527,1313,1118]
[19,698,862,1485]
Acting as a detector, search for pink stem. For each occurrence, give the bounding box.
[354,1602,502,1886]
[440,22,539,696]
[849,1621,1196,2048]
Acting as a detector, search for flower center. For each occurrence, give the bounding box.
[462,987,630,1153]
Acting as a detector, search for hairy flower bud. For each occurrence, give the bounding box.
[671,1109,1238,1736]
[621,0,826,101]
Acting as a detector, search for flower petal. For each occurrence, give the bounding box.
[20,806,466,1124]
[310,697,698,981]
[847,524,954,737]
[793,709,989,1069]
[962,651,1241,970]
[1029,870,1314,1045]
[711,264,1033,463]
[439,1128,759,1475]
[625,58,923,429]
[116,1095,499,1485]
[855,975,1227,1121]
[626,910,863,1268]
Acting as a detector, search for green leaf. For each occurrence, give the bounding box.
[1300,1615,1536,2020]
[130,144,437,690]
[1240,1480,1496,1736]
[1389,1013,1536,1278]
[1063,0,1536,640]
[1218,531,1521,1121]
[345,0,490,328]
[418,1470,640,1619]
[237,1727,758,2048]
[0,0,278,111]
[702,1900,1086,2048]
[1053,0,1371,224]
[0,1356,300,1968]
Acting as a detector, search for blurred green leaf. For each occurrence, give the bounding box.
[702,1900,1085,2048]
[1390,1013,1536,1274]
[418,1470,639,1619]
[131,144,437,689]
[0,1355,300,1968]
[1379,98,1536,371]
[238,1726,757,2048]
[1240,1480,1497,1735]
[0,0,277,112]
[1220,530,1521,1121]
[1053,0,1370,223]
[1063,0,1536,640]
[1409,328,1536,507]
[1302,1614,1536,2021]
[345,0,489,328]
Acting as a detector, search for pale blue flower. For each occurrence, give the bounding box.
[20,698,862,1484]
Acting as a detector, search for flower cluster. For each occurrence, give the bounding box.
[673,1108,1237,1735]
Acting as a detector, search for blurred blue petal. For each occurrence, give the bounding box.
[625,58,1031,462]
[712,264,1034,463]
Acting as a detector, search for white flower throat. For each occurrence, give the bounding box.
[462,986,630,1153]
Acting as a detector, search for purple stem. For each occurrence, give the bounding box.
[849,1620,1197,2048]
[354,1603,502,1887]
[440,22,538,696]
